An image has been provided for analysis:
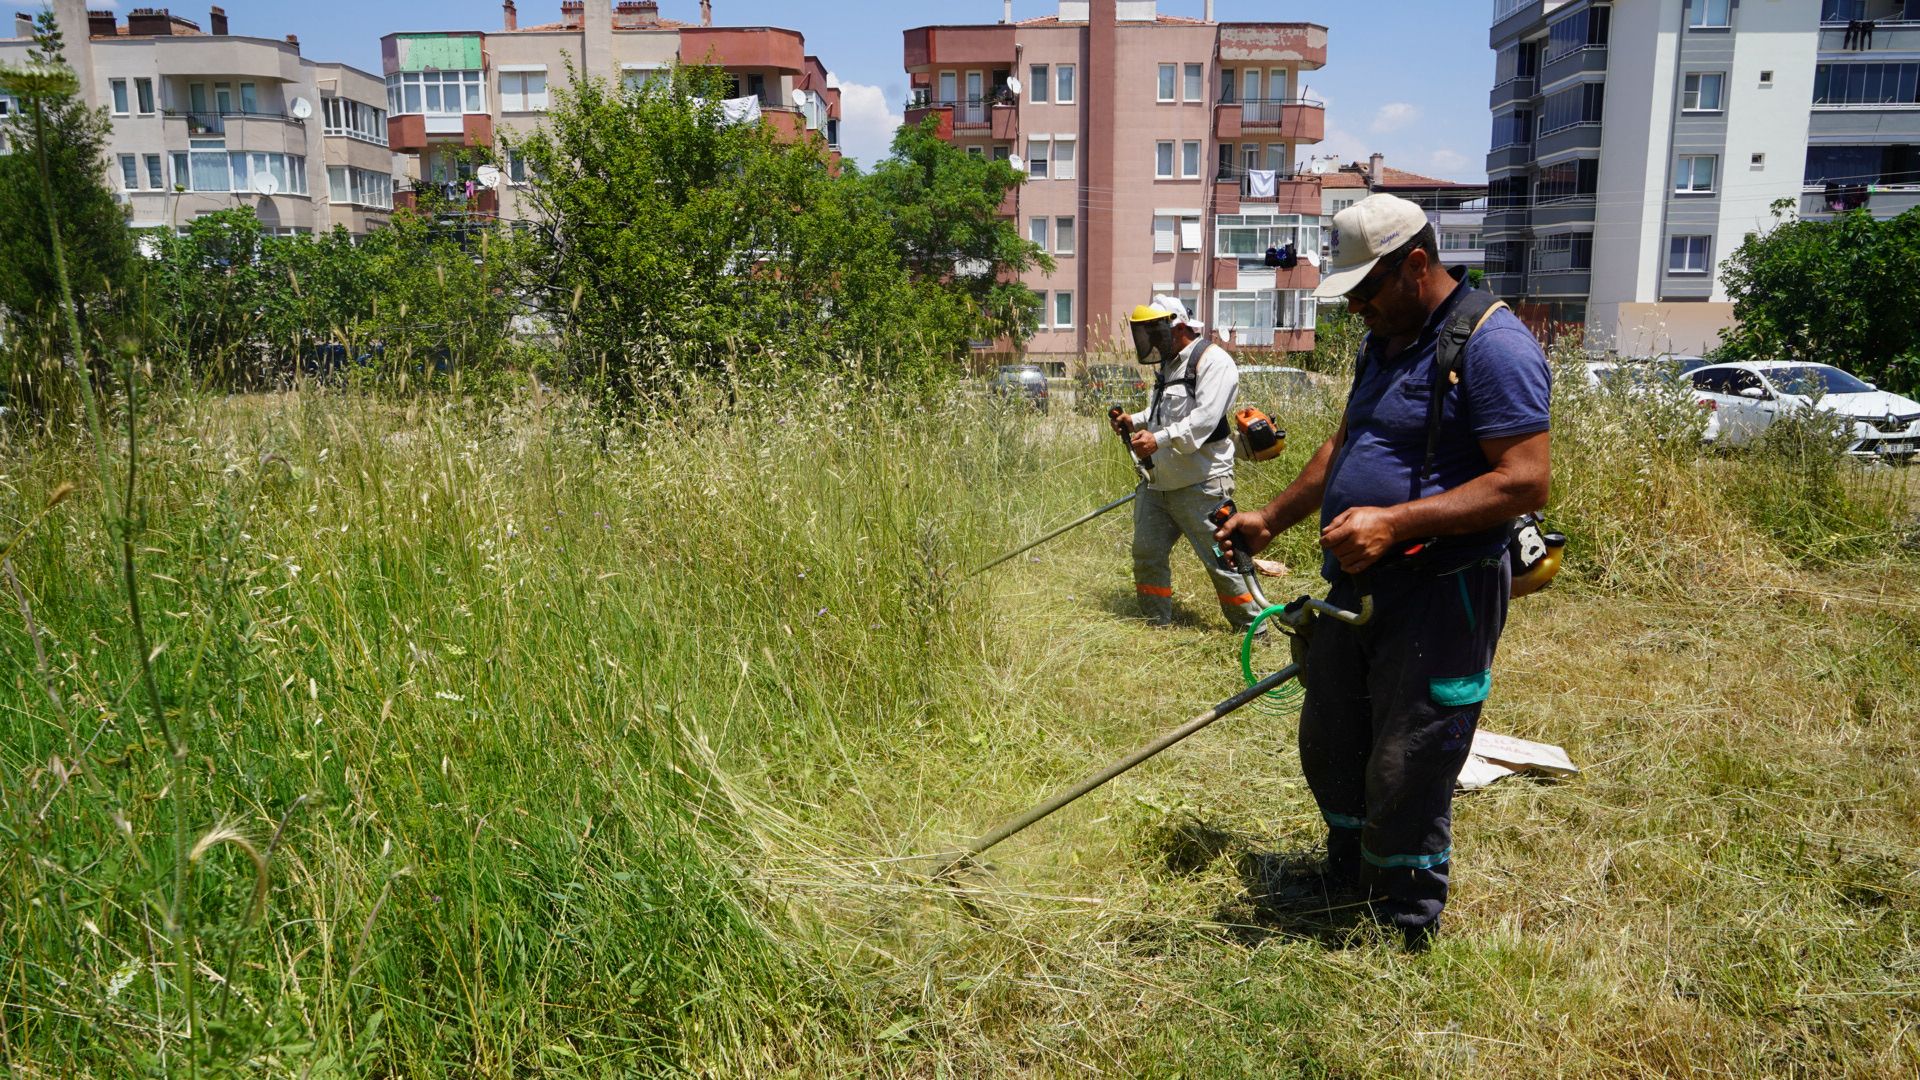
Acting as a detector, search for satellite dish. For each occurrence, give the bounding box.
[250,172,280,197]
[1008,153,1024,172]
[476,165,503,190]
[789,86,808,109]
[1220,327,1234,344]
[1006,76,1022,98]
[290,96,313,120]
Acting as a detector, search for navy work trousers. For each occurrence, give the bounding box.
[1299,555,1511,935]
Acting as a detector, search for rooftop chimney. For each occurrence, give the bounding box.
[560,0,584,29]
[126,8,171,36]
[1368,153,1384,184]
[1204,0,1214,21]
[16,12,35,38]
[285,32,299,49]
[700,0,712,27]
[208,5,226,34]
[1002,0,1012,23]
[613,1,658,28]
[502,0,516,31]
[87,8,117,37]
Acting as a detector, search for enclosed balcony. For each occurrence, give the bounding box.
[1213,164,1321,216]
[1217,24,1328,70]
[902,25,1017,71]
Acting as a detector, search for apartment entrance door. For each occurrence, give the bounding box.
[964,71,984,123]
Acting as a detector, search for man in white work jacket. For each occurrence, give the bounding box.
[1108,295,1261,630]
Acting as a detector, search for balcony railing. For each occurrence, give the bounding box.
[1215,162,1310,196]
[904,92,1014,125]
[1217,96,1325,125]
[165,108,298,135]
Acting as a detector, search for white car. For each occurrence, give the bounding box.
[1688,361,1920,459]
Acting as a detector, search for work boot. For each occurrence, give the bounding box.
[1243,852,1370,913]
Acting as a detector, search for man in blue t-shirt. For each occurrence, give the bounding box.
[1214,193,1552,949]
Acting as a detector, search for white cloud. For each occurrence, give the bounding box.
[1370,102,1420,135]
[1427,148,1469,175]
[834,81,902,169]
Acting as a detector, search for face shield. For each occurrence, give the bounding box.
[1132,318,1175,364]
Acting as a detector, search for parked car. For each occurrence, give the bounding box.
[1688,361,1920,459]
[989,364,1050,413]
[1077,363,1148,414]
[1585,356,1702,393]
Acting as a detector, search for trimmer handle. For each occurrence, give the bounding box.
[1207,499,1254,574]
[1108,405,1152,474]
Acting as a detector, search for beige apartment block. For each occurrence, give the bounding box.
[0,1,394,237]
[904,0,1327,367]
[382,0,843,221]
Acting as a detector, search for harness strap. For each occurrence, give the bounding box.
[1150,346,1233,446]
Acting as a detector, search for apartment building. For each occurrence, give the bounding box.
[0,1,396,236]
[1486,0,1840,354]
[382,1,842,221]
[1801,1,1920,220]
[903,0,1327,367]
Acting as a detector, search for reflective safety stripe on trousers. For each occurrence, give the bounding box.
[1135,584,1173,597]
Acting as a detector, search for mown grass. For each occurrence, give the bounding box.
[2,360,1918,1077]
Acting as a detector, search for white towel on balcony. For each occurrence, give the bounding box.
[1246,169,1277,198]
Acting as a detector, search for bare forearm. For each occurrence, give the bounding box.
[1261,433,1339,534]
[1385,461,1548,542]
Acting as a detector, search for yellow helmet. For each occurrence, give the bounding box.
[1130,303,1175,324]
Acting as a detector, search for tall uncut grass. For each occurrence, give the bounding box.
[3,357,1917,1076]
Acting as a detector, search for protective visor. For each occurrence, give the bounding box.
[1132,319,1173,363]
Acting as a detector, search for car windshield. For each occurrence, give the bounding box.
[1765,365,1873,397]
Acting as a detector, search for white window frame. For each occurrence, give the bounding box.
[134,77,155,116]
[1668,234,1712,274]
[1029,64,1050,104]
[119,154,138,191]
[499,68,549,113]
[1215,212,1319,268]
[1056,64,1076,104]
[1153,215,1176,253]
[1682,72,1725,113]
[1053,135,1077,180]
[1155,140,1175,179]
[1184,63,1203,103]
[1026,136,1051,179]
[1181,140,1201,179]
[1676,154,1716,193]
[1053,290,1074,330]
[1158,64,1177,103]
[110,79,129,116]
[1030,216,1050,250]
[1179,215,1202,252]
[384,70,486,117]
[1689,0,1731,29]
[144,153,163,189]
[1054,215,1075,256]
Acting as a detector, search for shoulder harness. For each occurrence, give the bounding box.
[1151,345,1234,445]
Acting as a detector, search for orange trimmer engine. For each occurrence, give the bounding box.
[1232,407,1286,462]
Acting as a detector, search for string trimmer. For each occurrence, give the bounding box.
[966,405,1153,577]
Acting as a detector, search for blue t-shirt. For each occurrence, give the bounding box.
[1320,285,1552,581]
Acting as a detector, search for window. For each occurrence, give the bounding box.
[1030,216,1050,250]
[1184,63,1203,102]
[1813,63,1920,106]
[1530,232,1593,272]
[965,146,985,159]
[1676,155,1716,193]
[1669,235,1711,273]
[1545,5,1610,62]
[1056,64,1076,104]
[1181,140,1201,179]
[1158,64,1176,103]
[1440,229,1483,251]
[239,83,257,114]
[119,155,137,190]
[1154,215,1176,253]
[110,79,129,115]
[1689,0,1730,28]
[1179,215,1201,252]
[1054,216,1075,255]
[508,149,531,185]
[322,97,389,145]
[1759,70,1774,88]
[1026,136,1050,179]
[384,70,485,116]
[174,144,310,195]
[325,166,393,209]
[1029,64,1050,103]
[1536,157,1600,203]
[135,78,154,115]
[1332,197,1357,213]
[500,70,548,112]
[1683,73,1725,112]
[1215,213,1320,267]
[1221,69,1237,103]
[1214,290,1316,345]
[189,138,229,191]
[1156,140,1174,178]
[622,66,667,94]
[1751,152,1766,167]
[1053,291,1074,329]
[1539,82,1606,135]
[145,154,163,189]
[1491,108,1533,149]
[1053,136,1076,180]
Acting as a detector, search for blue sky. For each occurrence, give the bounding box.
[14,0,1495,176]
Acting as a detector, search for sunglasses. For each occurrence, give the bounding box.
[1344,247,1414,306]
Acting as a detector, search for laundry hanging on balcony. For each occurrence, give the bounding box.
[1246,169,1277,198]
[689,95,764,126]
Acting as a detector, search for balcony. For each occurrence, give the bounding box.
[1818,21,1920,53]
[1530,268,1591,296]
[1535,121,1603,159]
[1539,45,1609,89]
[1490,77,1537,110]
[1531,197,1597,229]
[678,27,806,73]
[1214,98,1325,142]
[907,94,1018,141]
[395,182,499,218]
[1486,143,1534,173]
[903,103,955,141]
[1213,165,1321,215]
[1225,327,1316,352]
[902,25,1016,70]
[1484,205,1531,232]
[1217,24,1328,70]
[1800,184,1920,218]
[388,112,492,152]
[1484,270,1529,299]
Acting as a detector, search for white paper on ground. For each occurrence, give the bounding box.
[1456,730,1579,792]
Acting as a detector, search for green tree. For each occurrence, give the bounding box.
[0,11,136,415]
[1718,200,1920,391]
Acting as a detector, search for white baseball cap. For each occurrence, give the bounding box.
[1143,293,1205,332]
[1313,193,1431,300]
